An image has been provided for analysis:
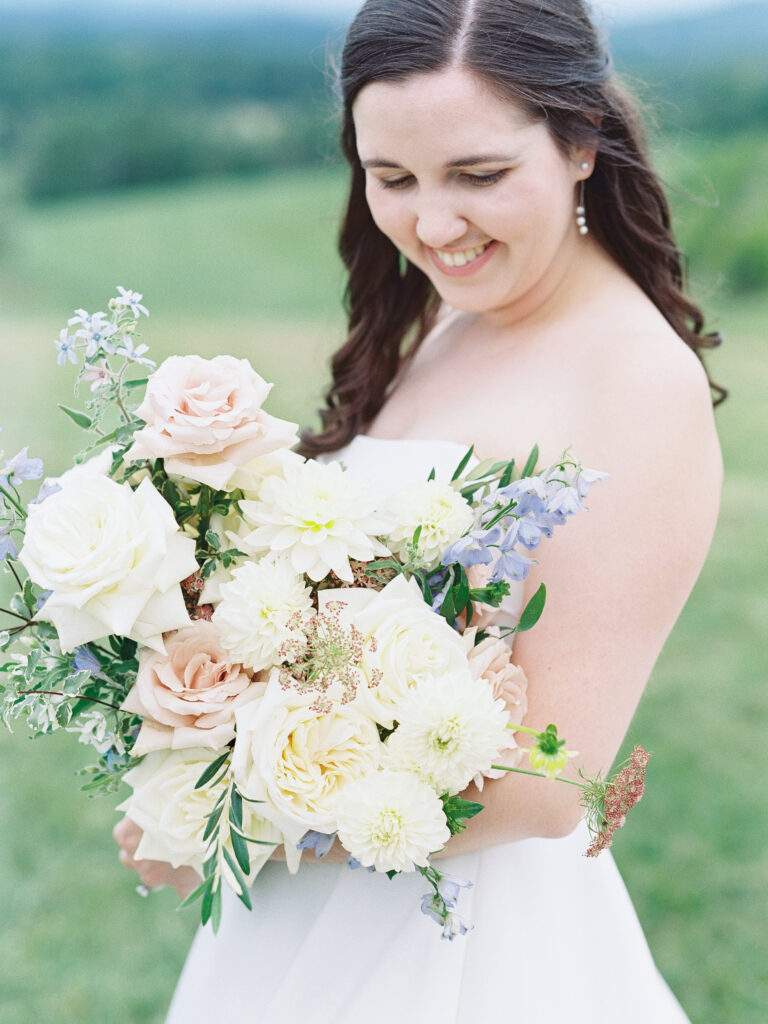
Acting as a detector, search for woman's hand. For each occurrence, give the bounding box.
[113,816,202,900]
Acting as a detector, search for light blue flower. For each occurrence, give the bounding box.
[1,447,43,486]
[115,336,155,368]
[489,529,535,583]
[436,873,473,909]
[73,645,101,675]
[32,478,62,505]
[546,485,582,524]
[55,329,78,366]
[36,590,53,611]
[296,830,337,859]
[576,467,609,499]
[420,893,445,926]
[441,912,471,941]
[0,525,18,561]
[114,287,149,318]
[441,526,501,569]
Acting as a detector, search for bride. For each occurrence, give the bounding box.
[115,0,723,1020]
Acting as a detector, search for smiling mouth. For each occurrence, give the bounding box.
[432,242,493,268]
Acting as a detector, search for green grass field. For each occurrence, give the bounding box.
[0,169,766,1024]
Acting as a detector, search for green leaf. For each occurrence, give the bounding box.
[442,795,485,835]
[515,583,547,633]
[450,444,476,481]
[499,458,516,489]
[202,804,224,844]
[178,875,213,910]
[229,787,243,830]
[223,847,252,909]
[230,829,251,875]
[521,444,540,479]
[58,404,93,429]
[196,750,231,790]
[201,881,215,926]
[427,466,436,482]
[123,377,149,391]
[211,884,223,933]
[162,479,181,507]
[205,529,221,552]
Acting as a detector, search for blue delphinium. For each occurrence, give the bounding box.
[73,645,101,675]
[0,524,18,561]
[1,447,43,487]
[441,526,501,569]
[296,830,337,860]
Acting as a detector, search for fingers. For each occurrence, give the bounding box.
[113,816,142,854]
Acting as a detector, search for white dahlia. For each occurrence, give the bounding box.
[383,670,511,796]
[336,769,450,873]
[239,459,391,583]
[385,480,474,569]
[212,557,313,672]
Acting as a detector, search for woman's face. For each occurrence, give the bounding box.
[353,66,590,321]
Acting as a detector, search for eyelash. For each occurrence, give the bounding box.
[378,170,508,190]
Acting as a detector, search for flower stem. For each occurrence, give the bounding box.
[0,606,30,623]
[505,723,542,738]
[19,689,122,711]
[491,764,586,789]
[0,483,26,518]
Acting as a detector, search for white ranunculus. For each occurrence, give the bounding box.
[382,669,511,796]
[239,459,391,583]
[385,479,474,569]
[19,475,198,653]
[213,556,313,672]
[348,574,470,729]
[335,769,450,873]
[232,671,382,871]
[117,747,282,878]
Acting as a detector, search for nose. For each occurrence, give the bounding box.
[414,194,469,250]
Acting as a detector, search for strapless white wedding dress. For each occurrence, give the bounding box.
[165,436,690,1024]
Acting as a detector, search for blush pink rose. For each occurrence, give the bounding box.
[467,635,529,788]
[127,354,299,490]
[122,620,265,754]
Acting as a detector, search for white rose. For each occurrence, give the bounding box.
[19,475,198,653]
[127,354,299,490]
[385,479,474,569]
[348,574,470,729]
[232,671,381,870]
[117,747,281,878]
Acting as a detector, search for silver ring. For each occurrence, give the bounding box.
[135,884,157,898]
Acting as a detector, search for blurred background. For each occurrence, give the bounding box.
[0,0,766,1021]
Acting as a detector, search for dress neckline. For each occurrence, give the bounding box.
[354,435,472,454]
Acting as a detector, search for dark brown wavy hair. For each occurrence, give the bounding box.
[301,0,725,457]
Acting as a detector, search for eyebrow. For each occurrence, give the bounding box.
[360,154,516,170]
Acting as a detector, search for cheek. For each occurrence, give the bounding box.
[365,185,411,245]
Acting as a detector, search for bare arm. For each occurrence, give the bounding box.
[432,346,723,854]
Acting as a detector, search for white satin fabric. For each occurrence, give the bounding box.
[165,436,690,1024]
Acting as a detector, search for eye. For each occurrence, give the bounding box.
[378,175,415,190]
[462,170,508,186]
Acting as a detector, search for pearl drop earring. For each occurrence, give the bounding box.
[576,162,589,236]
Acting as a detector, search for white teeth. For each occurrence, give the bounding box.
[435,243,490,268]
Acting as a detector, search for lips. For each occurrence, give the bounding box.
[427,240,499,277]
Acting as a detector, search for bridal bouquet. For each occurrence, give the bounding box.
[0,290,649,939]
